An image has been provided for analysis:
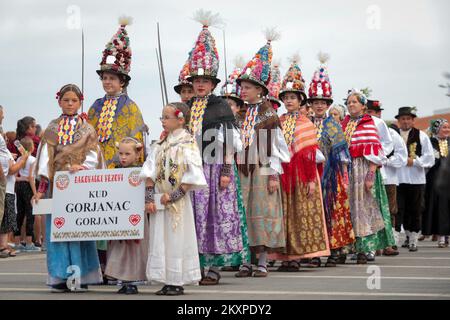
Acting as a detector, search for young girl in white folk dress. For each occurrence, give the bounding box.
[140,102,207,296]
[104,138,149,294]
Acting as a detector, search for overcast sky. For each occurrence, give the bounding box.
[1,0,449,140]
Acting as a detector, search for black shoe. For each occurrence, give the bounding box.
[309,257,321,268]
[124,285,138,295]
[336,254,347,264]
[166,286,184,296]
[401,237,409,248]
[155,285,170,296]
[51,283,70,293]
[325,257,337,267]
[356,253,368,264]
[117,285,128,294]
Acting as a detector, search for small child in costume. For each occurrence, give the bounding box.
[141,102,207,296]
[104,137,149,294]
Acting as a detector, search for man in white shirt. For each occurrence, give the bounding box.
[368,102,408,256]
[395,107,435,252]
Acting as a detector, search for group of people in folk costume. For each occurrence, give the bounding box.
[30,11,448,296]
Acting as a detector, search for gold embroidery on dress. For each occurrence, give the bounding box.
[439,139,448,158]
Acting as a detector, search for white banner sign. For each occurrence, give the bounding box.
[51,168,145,242]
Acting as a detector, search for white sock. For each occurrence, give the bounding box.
[439,236,446,243]
[258,251,267,271]
[393,228,400,246]
[410,232,418,246]
[405,230,411,239]
[207,267,220,280]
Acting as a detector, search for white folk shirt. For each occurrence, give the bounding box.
[371,116,393,180]
[397,129,435,185]
[383,128,408,186]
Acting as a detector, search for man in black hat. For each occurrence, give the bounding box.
[395,107,435,252]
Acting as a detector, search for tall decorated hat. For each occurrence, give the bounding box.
[174,50,193,94]
[279,54,307,106]
[267,60,282,109]
[220,56,245,105]
[97,16,133,81]
[307,52,333,104]
[186,9,222,85]
[237,28,281,96]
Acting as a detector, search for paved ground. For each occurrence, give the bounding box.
[0,238,449,300]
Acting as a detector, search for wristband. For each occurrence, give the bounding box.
[145,186,155,204]
[220,164,232,177]
[169,186,186,203]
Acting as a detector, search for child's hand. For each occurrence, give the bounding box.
[69,164,85,173]
[32,192,44,204]
[160,193,171,206]
[145,202,156,214]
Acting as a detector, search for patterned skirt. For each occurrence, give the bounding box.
[270,172,330,261]
[355,170,395,252]
[239,164,285,253]
[327,172,356,249]
[199,165,251,267]
[192,163,243,268]
[349,158,385,239]
[0,194,16,234]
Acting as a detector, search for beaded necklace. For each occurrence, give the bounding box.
[97,97,119,142]
[241,103,260,148]
[57,114,79,146]
[282,112,299,146]
[189,96,208,136]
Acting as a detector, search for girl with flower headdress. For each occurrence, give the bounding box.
[141,102,206,296]
[267,54,331,272]
[88,16,145,275]
[234,29,290,278]
[422,119,450,247]
[104,137,149,294]
[307,53,355,267]
[32,84,104,292]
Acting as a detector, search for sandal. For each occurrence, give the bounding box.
[308,258,321,268]
[235,265,253,278]
[221,266,240,272]
[287,260,300,272]
[253,265,268,277]
[276,261,290,272]
[356,253,367,265]
[325,257,337,267]
[0,248,16,258]
[199,269,221,285]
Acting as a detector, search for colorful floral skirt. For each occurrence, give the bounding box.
[199,165,251,267]
[192,164,243,268]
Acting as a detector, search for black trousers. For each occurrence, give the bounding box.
[396,184,425,233]
[14,181,34,237]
